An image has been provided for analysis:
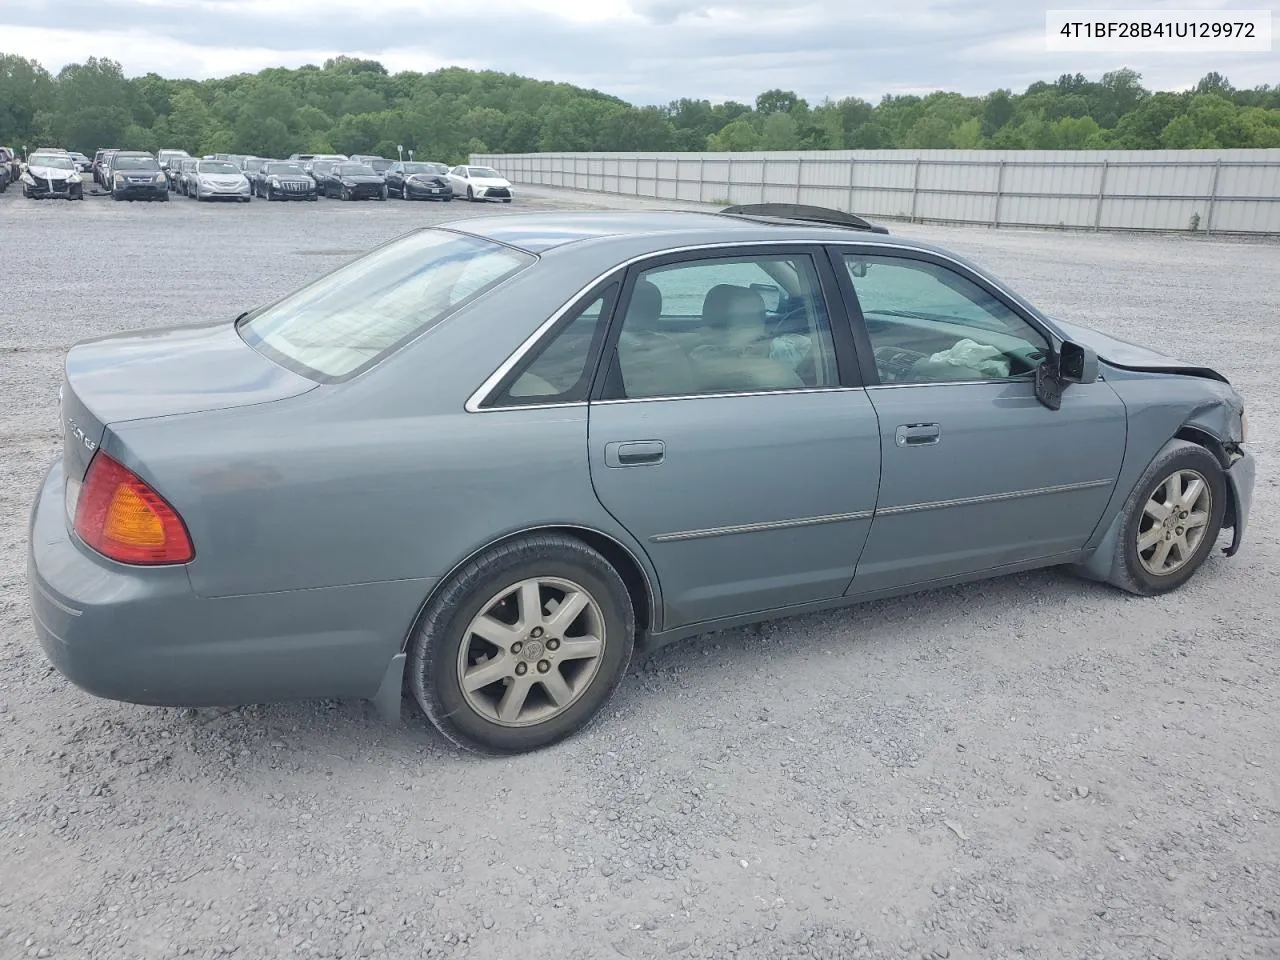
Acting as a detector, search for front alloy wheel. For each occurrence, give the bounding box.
[1109,441,1226,596]
[1137,469,1212,577]
[408,534,635,754]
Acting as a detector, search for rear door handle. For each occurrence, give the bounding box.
[604,440,665,467]
[895,423,941,446]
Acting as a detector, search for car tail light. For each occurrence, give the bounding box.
[73,452,194,564]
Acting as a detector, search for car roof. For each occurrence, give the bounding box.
[446,209,923,255]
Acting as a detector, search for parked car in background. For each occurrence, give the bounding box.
[173,157,199,196]
[254,160,318,201]
[93,149,115,187]
[108,153,168,201]
[68,152,93,173]
[240,156,268,184]
[188,158,252,202]
[386,161,452,201]
[0,147,14,191]
[21,152,85,199]
[302,153,346,178]
[24,206,1253,755]
[158,149,191,186]
[309,158,340,188]
[446,164,513,202]
[349,155,393,178]
[317,161,388,201]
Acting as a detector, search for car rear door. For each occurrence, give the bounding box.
[831,246,1126,596]
[585,245,882,631]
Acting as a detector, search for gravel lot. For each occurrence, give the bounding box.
[1,182,1277,960]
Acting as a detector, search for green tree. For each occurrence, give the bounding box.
[755,89,801,115]
[707,119,760,151]
[760,112,799,149]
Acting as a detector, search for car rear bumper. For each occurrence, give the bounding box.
[1224,446,1255,557]
[27,459,434,709]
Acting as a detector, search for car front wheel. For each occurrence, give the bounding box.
[1109,441,1226,596]
[408,534,635,755]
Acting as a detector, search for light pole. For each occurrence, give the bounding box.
[397,143,403,162]
[408,149,414,161]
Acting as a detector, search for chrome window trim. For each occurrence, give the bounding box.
[595,385,865,406]
[652,510,874,544]
[465,237,1057,414]
[876,478,1114,517]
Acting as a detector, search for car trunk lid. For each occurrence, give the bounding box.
[59,319,318,483]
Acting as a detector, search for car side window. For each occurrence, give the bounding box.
[491,284,618,406]
[843,254,1050,384]
[602,254,839,400]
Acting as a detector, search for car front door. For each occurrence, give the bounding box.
[585,247,882,630]
[832,248,1127,596]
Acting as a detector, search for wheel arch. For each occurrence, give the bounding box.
[400,524,659,653]
[1074,433,1230,583]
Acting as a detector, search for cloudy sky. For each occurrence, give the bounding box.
[1,0,1275,104]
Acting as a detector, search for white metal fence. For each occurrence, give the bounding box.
[470,149,1280,236]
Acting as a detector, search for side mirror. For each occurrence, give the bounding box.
[847,260,869,278]
[1034,339,1098,410]
[1058,340,1098,385]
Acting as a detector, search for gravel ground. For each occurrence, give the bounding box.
[1,182,1277,960]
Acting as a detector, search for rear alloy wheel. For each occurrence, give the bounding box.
[1110,442,1226,596]
[408,534,635,754]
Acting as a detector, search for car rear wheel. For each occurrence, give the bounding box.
[408,534,635,755]
[1109,441,1226,596]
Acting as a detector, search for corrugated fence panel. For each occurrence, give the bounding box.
[470,150,1280,235]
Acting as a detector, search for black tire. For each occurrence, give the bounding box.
[266,185,274,201]
[342,187,351,201]
[1107,440,1226,596]
[502,198,511,203]
[408,534,636,755]
[466,186,474,202]
[158,191,168,202]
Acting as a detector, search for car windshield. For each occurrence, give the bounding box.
[113,157,159,171]
[469,167,501,178]
[238,229,535,380]
[402,163,433,174]
[365,159,390,172]
[198,161,239,174]
[338,164,375,176]
[268,163,306,176]
[31,155,74,170]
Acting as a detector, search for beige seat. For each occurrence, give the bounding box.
[689,284,804,393]
[617,279,697,399]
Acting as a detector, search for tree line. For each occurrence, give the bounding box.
[1,53,1277,162]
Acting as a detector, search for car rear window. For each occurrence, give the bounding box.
[237,229,535,381]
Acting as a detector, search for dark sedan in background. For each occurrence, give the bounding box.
[318,161,387,200]
[109,154,168,201]
[386,161,453,201]
[254,161,318,200]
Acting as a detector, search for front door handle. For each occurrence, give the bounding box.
[895,423,941,447]
[604,439,665,467]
